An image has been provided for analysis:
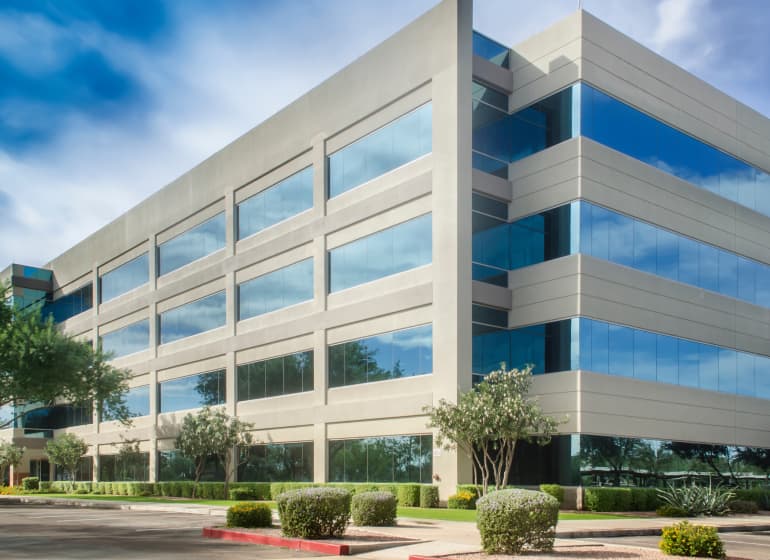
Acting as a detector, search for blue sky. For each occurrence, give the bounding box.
[1,0,769,269]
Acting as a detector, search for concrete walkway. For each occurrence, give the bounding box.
[3,495,770,559]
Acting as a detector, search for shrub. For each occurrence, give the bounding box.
[269,482,315,499]
[657,504,689,517]
[539,484,564,506]
[630,488,659,511]
[456,484,480,500]
[476,489,559,554]
[584,488,633,512]
[396,484,420,507]
[659,521,725,559]
[276,487,351,539]
[226,502,272,528]
[729,499,759,514]
[657,483,734,517]
[448,491,476,510]
[420,486,439,508]
[351,491,397,526]
[39,481,51,493]
[734,488,770,510]
[180,482,194,498]
[229,483,270,500]
[22,477,39,491]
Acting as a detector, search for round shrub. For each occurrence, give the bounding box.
[659,521,725,559]
[729,499,759,514]
[226,502,272,528]
[476,489,559,555]
[656,504,689,517]
[447,491,476,510]
[277,487,351,539]
[351,491,397,526]
[21,477,39,491]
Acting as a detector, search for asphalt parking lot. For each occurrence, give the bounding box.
[0,503,323,560]
[590,531,770,560]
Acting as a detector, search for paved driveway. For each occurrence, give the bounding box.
[0,503,322,560]
[589,531,770,560]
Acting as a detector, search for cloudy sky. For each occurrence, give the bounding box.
[1,0,769,269]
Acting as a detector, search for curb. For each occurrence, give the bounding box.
[556,523,770,539]
[202,527,350,555]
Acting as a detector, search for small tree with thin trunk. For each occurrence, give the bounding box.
[0,441,25,486]
[425,366,564,496]
[175,407,253,498]
[45,433,88,490]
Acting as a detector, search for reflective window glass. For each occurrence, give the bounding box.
[472,31,509,67]
[238,167,313,240]
[329,214,431,292]
[159,213,226,276]
[159,291,226,344]
[328,434,432,483]
[237,351,313,402]
[328,104,432,198]
[100,253,149,303]
[101,319,150,359]
[102,384,150,421]
[99,452,150,481]
[42,283,93,323]
[329,324,432,388]
[158,370,225,414]
[238,442,313,482]
[238,259,313,320]
[158,450,223,481]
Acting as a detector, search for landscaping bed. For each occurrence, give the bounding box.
[414,543,711,559]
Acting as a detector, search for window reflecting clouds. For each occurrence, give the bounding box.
[101,319,150,358]
[238,259,313,320]
[158,370,225,414]
[100,253,149,303]
[159,213,226,276]
[159,291,226,344]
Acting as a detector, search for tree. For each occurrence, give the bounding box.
[176,407,254,497]
[425,366,564,496]
[0,292,132,428]
[0,441,25,486]
[45,433,88,487]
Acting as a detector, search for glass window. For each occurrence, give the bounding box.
[16,402,93,430]
[472,31,510,67]
[99,452,150,481]
[158,213,226,276]
[54,457,92,481]
[238,442,313,482]
[328,434,432,483]
[329,324,432,388]
[100,253,149,303]
[158,450,223,481]
[328,104,432,198]
[238,259,313,320]
[158,370,225,414]
[159,291,226,344]
[238,167,313,240]
[329,214,431,292]
[101,319,150,359]
[237,351,313,402]
[42,283,93,323]
[102,385,150,421]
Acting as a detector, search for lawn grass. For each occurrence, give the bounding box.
[396,507,636,522]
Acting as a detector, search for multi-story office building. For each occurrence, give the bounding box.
[2,0,769,503]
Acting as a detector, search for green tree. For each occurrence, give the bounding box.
[176,407,254,497]
[0,441,25,485]
[0,291,132,428]
[425,366,564,496]
[45,433,88,487]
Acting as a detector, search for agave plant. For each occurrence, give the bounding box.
[657,482,734,517]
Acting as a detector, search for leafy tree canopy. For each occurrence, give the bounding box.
[0,290,131,428]
[0,441,25,483]
[45,432,88,483]
[425,365,564,495]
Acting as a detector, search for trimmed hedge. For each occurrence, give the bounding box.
[734,488,770,510]
[226,502,272,528]
[396,484,420,507]
[229,483,271,501]
[21,477,39,491]
[539,484,563,506]
[277,487,351,538]
[477,489,559,554]
[729,499,759,514]
[351,491,397,526]
[448,491,476,510]
[420,485,439,508]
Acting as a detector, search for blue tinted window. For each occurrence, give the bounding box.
[238,167,313,240]
[102,385,149,420]
[159,213,226,276]
[101,319,150,358]
[328,104,432,198]
[100,253,149,303]
[158,370,225,414]
[328,434,432,483]
[329,324,432,387]
[329,214,431,292]
[237,351,313,401]
[472,31,510,68]
[43,283,93,323]
[238,258,313,320]
[159,291,226,344]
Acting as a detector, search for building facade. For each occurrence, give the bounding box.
[2,0,769,501]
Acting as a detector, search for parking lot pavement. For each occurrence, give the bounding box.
[588,531,770,560]
[0,503,324,560]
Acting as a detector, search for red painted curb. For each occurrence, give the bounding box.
[202,527,350,555]
[409,555,443,560]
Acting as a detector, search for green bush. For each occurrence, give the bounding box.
[22,477,39,491]
[180,482,194,498]
[630,488,659,511]
[351,491,397,526]
[657,504,689,517]
[420,485,439,508]
[229,483,271,500]
[269,482,316,498]
[396,484,420,507]
[226,502,272,528]
[448,491,477,510]
[729,499,759,514]
[659,521,725,558]
[657,483,734,517]
[456,485,480,500]
[76,482,92,493]
[477,489,559,555]
[38,481,51,493]
[734,488,770,510]
[539,484,564,506]
[277,487,351,538]
[584,488,633,512]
